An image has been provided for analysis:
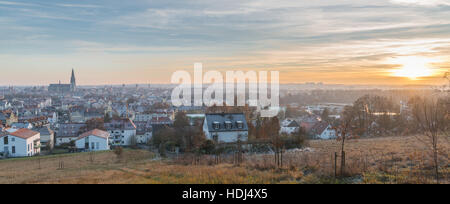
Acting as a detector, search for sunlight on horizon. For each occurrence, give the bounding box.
[388,56,440,80]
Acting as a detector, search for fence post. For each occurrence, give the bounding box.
[340,151,346,176]
[334,152,337,178]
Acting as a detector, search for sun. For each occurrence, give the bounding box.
[390,56,437,79]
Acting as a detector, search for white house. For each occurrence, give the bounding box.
[203,113,248,143]
[280,119,300,135]
[0,128,41,157]
[75,129,110,151]
[105,119,137,146]
[310,122,336,140]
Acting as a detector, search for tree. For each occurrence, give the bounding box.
[199,140,216,154]
[80,118,105,133]
[410,96,449,183]
[293,127,308,148]
[182,126,206,152]
[104,113,111,123]
[334,105,358,176]
[174,112,189,128]
[321,107,330,122]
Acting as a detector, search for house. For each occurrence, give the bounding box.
[0,111,18,126]
[19,116,48,127]
[75,129,110,151]
[300,122,316,133]
[0,128,41,157]
[84,110,103,121]
[203,113,248,143]
[0,100,11,111]
[104,119,137,146]
[150,116,173,133]
[186,114,205,126]
[11,122,33,129]
[310,121,336,140]
[33,125,55,149]
[280,119,300,135]
[135,121,152,144]
[56,123,86,146]
[70,110,84,123]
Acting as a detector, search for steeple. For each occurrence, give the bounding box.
[70,68,76,91]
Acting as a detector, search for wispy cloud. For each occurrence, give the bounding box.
[0,0,35,6]
[0,0,449,85]
[390,0,450,6]
[55,4,101,8]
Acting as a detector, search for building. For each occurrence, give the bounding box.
[150,116,173,133]
[56,123,86,146]
[280,119,300,135]
[33,125,55,149]
[11,122,33,129]
[186,114,205,126]
[310,121,336,140]
[135,121,152,144]
[75,129,110,151]
[0,111,18,126]
[0,128,41,157]
[105,119,137,146]
[0,100,11,111]
[203,113,248,143]
[48,69,76,94]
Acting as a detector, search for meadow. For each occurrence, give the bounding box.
[0,135,448,184]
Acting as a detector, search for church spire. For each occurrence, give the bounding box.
[70,68,76,91]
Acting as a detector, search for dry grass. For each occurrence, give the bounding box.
[0,135,448,184]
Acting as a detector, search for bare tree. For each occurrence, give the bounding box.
[410,96,449,183]
[334,105,358,176]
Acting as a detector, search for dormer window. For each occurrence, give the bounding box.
[213,122,220,130]
[236,121,243,129]
[225,121,232,129]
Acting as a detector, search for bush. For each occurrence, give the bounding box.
[113,146,124,159]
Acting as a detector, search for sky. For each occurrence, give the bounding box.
[1,0,450,86]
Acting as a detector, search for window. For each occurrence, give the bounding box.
[91,142,95,150]
[4,136,8,145]
[225,121,232,129]
[236,121,244,129]
[213,122,220,130]
[12,146,15,154]
[96,142,99,150]
[11,137,14,142]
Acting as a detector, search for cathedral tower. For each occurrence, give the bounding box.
[70,68,76,92]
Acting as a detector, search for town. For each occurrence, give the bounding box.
[0,69,448,184]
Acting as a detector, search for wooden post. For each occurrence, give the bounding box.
[340,151,346,176]
[280,148,283,168]
[334,152,337,178]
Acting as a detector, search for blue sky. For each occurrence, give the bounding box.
[1,0,450,85]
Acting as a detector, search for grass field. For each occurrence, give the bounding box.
[0,135,448,184]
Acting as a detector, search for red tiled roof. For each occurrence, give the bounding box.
[9,128,40,139]
[77,129,109,140]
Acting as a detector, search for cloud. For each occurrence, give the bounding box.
[1,0,450,85]
[0,1,35,6]
[55,4,101,8]
[390,0,450,6]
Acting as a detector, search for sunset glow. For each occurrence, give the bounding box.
[390,56,439,79]
[0,0,449,85]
